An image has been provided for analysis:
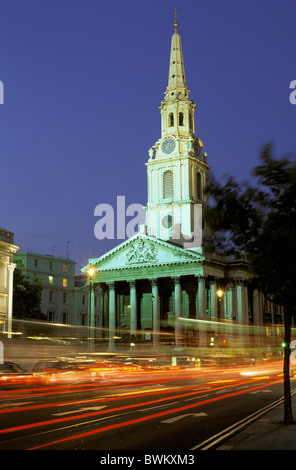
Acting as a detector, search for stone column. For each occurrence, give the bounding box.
[225,285,233,343]
[209,280,217,319]
[253,289,263,326]
[89,282,95,349]
[150,279,160,348]
[174,277,182,347]
[235,281,249,348]
[7,263,16,339]
[196,275,207,348]
[129,280,137,342]
[108,281,116,351]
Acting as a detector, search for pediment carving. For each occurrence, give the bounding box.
[126,238,158,264]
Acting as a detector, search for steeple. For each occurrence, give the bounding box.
[165,9,189,102]
[145,13,210,248]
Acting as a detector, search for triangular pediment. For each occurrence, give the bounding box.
[83,233,204,273]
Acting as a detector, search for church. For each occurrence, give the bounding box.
[82,17,282,355]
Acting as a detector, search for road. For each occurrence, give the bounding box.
[0,359,294,451]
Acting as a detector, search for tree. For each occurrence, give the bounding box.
[13,257,45,320]
[205,144,296,424]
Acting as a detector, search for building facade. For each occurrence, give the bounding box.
[17,251,101,327]
[0,228,19,338]
[82,19,283,355]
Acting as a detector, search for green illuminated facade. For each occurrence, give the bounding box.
[82,21,284,354]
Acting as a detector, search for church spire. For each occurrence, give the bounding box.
[165,10,188,101]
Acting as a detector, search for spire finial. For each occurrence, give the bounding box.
[174,8,178,32]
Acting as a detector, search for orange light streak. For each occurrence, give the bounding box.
[0,378,282,438]
[26,379,283,450]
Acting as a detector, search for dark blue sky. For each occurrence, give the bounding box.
[0,0,295,273]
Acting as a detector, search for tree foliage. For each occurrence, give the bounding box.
[13,257,45,320]
[205,144,296,423]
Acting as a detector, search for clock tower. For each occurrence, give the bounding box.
[145,13,210,250]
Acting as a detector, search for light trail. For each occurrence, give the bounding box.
[0,374,274,416]
[26,379,283,450]
[0,376,282,439]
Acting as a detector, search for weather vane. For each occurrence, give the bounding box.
[174,8,178,32]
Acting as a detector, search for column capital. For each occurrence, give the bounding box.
[8,262,17,272]
[150,278,158,287]
[233,278,247,287]
[107,281,115,289]
[172,276,181,285]
[128,280,136,288]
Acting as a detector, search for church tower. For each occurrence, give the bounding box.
[145,12,210,250]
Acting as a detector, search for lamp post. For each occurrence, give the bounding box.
[217,289,224,301]
[7,263,16,339]
[87,266,95,351]
[216,288,227,347]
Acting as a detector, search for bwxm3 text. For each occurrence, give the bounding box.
[144,454,194,465]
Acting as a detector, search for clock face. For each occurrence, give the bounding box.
[162,214,173,229]
[161,137,175,154]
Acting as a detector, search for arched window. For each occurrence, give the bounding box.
[179,112,184,126]
[163,170,174,199]
[197,172,202,200]
[169,112,174,127]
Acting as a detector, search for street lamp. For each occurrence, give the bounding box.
[217,289,224,301]
[87,266,95,351]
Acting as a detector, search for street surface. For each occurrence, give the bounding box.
[0,357,294,451]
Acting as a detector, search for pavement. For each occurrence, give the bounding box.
[217,391,296,450]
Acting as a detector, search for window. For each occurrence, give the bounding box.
[81,313,87,326]
[34,259,39,268]
[63,293,68,304]
[82,294,86,305]
[169,112,174,127]
[62,311,68,324]
[48,310,55,322]
[63,278,67,288]
[189,112,192,129]
[49,261,53,270]
[197,172,202,200]
[63,264,67,273]
[179,112,184,126]
[49,291,54,303]
[49,276,54,285]
[163,170,174,199]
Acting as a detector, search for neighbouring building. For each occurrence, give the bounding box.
[16,251,101,326]
[0,228,19,338]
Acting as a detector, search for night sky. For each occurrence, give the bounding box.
[0,0,295,273]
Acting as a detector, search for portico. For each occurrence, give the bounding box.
[83,234,260,351]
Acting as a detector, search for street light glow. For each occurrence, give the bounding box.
[88,267,95,277]
[217,289,224,299]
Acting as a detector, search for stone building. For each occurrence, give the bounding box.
[82,19,282,354]
[0,228,19,338]
[17,252,101,326]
